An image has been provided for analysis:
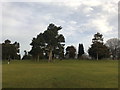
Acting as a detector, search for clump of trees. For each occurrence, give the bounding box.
[2,39,21,60]
[65,44,85,59]
[1,23,119,61]
[65,46,76,59]
[88,32,110,60]
[29,23,65,62]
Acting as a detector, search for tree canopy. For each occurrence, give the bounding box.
[2,39,20,60]
[106,38,120,59]
[29,23,65,62]
[65,46,76,59]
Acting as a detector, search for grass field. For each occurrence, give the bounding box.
[2,60,118,88]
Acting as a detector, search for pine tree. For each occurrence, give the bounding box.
[88,32,110,60]
[78,44,84,59]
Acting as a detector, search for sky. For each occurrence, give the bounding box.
[1,0,119,57]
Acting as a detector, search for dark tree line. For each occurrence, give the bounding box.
[1,24,120,61]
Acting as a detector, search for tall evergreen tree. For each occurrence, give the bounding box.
[92,32,103,44]
[88,32,110,60]
[78,44,84,59]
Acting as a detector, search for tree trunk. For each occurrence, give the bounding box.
[48,49,52,62]
[97,53,98,60]
[37,54,39,62]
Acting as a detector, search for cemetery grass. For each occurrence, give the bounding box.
[2,60,118,88]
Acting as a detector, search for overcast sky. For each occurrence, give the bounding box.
[1,0,119,56]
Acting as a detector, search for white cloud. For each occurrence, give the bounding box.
[1,0,118,56]
[87,16,113,33]
[83,7,94,14]
[69,21,77,25]
[2,0,53,2]
[0,2,2,42]
[81,0,102,7]
[3,17,22,27]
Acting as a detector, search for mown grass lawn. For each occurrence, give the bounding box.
[2,60,118,88]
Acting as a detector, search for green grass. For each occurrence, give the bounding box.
[2,60,118,88]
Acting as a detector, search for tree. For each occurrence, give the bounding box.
[106,38,120,59]
[29,23,65,62]
[65,46,76,59]
[117,47,120,59]
[22,50,32,60]
[92,32,103,44]
[5,39,11,44]
[0,44,1,60]
[43,24,65,62]
[52,43,65,60]
[88,32,110,60]
[2,39,21,60]
[78,44,84,59]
